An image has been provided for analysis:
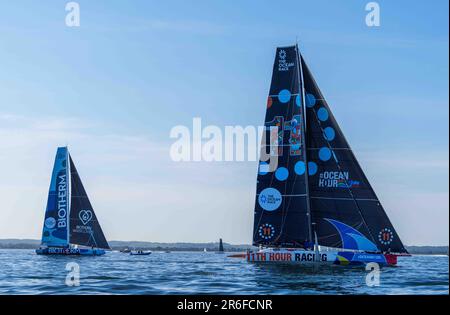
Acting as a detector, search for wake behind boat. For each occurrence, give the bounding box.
[36,147,110,256]
[248,45,409,266]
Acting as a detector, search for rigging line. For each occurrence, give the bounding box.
[256,193,307,197]
[307,147,351,150]
[268,93,301,97]
[297,46,313,244]
[310,196,378,201]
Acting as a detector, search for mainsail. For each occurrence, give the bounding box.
[253,46,311,248]
[252,45,407,254]
[219,239,224,252]
[40,147,70,247]
[69,156,110,249]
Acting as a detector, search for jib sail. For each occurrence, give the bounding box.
[300,55,407,254]
[69,155,110,249]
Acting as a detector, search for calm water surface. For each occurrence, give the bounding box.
[0,249,448,294]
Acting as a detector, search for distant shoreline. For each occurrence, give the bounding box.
[0,239,448,255]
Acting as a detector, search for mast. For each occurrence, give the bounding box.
[66,147,71,246]
[296,44,312,244]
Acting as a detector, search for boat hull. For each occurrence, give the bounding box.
[130,251,152,256]
[36,247,106,256]
[246,249,398,266]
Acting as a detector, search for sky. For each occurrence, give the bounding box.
[0,0,448,245]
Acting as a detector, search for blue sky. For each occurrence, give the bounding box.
[0,0,448,245]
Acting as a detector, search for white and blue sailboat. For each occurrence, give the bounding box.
[248,45,409,266]
[36,147,110,256]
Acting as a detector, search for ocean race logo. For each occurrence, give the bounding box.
[278,49,294,72]
[318,171,360,189]
[57,174,68,228]
[258,188,282,211]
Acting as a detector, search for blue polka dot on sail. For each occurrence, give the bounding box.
[259,161,269,175]
[323,127,335,141]
[278,89,291,103]
[295,95,301,107]
[306,93,316,107]
[317,107,329,121]
[308,162,318,176]
[319,147,332,161]
[275,167,289,181]
[294,161,305,175]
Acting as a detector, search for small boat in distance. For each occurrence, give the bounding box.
[130,250,152,256]
[248,45,409,266]
[216,238,225,254]
[36,147,110,256]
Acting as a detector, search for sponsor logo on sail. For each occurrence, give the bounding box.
[45,217,56,229]
[278,49,294,72]
[79,210,93,225]
[318,171,360,188]
[57,174,67,228]
[378,228,394,245]
[258,188,282,211]
[259,223,275,240]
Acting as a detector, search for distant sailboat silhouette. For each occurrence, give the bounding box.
[36,147,110,256]
[216,238,225,254]
[247,45,409,266]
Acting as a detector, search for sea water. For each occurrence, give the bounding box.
[0,249,447,294]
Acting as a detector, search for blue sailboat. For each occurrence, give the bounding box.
[248,45,409,266]
[36,147,110,256]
